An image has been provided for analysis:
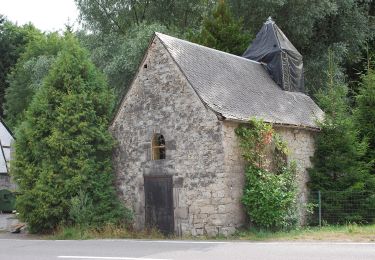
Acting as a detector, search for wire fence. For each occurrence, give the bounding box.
[307,191,375,226]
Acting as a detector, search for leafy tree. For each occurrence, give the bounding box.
[354,69,375,174]
[74,0,373,95]
[4,33,64,128]
[188,0,250,55]
[308,51,375,223]
[0,17,40,117]
[229,0,374,94]
[78,22,170,100]
[12,33,129,233]
[75,0,212,34]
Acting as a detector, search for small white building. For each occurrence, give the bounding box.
[0,119,14,190]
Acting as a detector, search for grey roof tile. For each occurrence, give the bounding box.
[155,33,324,129]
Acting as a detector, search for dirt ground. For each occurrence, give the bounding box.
[0,213,32,239]
[0,213,13,231]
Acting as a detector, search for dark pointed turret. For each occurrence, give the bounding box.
[243,17,304,92]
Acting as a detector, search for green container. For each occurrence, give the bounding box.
[0,189,16,213]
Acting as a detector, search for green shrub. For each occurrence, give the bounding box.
[241,164,298,230]
[236,118,298,230]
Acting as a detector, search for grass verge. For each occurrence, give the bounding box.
[232,224,375,242]
[48,223,375,242]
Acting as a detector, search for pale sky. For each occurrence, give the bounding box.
[1,0,80,32]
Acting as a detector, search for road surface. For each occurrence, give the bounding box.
[1,238,374,260]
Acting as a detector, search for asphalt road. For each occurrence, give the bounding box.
[0,238,374,260]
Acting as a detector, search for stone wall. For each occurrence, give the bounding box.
[221,121,247,230]
[275,126,316,224]
[110,36,243,236]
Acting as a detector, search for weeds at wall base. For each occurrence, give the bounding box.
[42,223,375,242]
[50,224,164,240]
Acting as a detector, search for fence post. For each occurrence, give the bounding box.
[318,190,322,227]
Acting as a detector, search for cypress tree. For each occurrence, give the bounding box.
[12,34,128,233]
[308,51,375,223]
[354,69,375,174]
[188,0,250,55]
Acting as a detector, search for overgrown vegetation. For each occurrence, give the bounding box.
[4,33,65,128]
[0,16,40,118]
[11,34,131,233]
[77,22,171,100]
[235,119,298,230]
[308,51,375,224]
[51,224,163,240]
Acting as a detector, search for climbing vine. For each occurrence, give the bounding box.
[235,118,298,230]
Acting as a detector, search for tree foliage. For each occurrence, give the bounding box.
[4,32,65,128]
[309,85,370,191]
[12,34,129,233]
[74,0,374,96]
[354,69,375,174]
[188,0,250,55]
[0,17,40,117]
[75,0,212,34]
[229,0,374,93]
[78,22,170,100]
[308,51,375,223]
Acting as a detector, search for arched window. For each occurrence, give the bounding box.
[152,134,166,160]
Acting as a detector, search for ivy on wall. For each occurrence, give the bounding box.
[235,118,298,230]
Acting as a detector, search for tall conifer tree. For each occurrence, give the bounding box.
[12,34,127,233]
[308,51,375,223]
[355,69,375,174]
[189,0,250,55]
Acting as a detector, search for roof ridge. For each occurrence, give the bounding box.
[154,32,323,129]
[155,32,261,65]
[156,32,316,102]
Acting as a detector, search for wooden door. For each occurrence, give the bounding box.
[144,176,174,234]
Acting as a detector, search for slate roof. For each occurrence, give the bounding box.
[155,33,324,129]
